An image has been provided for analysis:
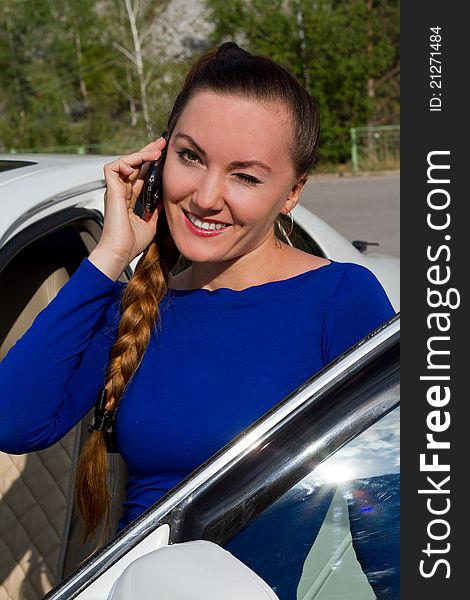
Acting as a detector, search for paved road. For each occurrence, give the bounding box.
[300,174,400,258]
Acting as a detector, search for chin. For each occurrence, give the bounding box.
[173,240,229,264]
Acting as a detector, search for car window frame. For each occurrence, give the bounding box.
[0,204,134,283]
[0,205,103,267]
[44,315,399,600]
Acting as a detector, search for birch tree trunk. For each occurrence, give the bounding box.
[124,0,153,138]
[75,31,88,99]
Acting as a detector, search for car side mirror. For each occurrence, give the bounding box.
[109,540,279,600]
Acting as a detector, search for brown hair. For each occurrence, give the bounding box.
[75,42,321,540]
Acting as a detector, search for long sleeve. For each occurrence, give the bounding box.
[322,264,396,365]
[0,257,125,454]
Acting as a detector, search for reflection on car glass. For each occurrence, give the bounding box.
[224,408,400,599]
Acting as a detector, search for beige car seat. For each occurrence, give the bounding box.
[0,246,129,599]
[0,264,80,600]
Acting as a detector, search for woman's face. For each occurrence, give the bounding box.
[162,90,305,264]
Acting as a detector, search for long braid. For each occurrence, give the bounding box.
[75,213,178,540]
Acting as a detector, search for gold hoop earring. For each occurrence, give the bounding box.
[276,211,294,240]
[286,211,294,237]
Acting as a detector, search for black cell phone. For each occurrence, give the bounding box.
[142,130,168,214]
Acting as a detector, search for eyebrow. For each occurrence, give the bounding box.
[173,132,272,173]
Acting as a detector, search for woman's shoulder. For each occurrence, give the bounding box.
[280,250,390,308]
[327,260,385,289]
[280,247,371,276]
[269,246,381,284]
[272,247,373,290]
[275,247,331,279]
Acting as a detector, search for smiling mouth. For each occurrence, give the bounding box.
[183,209,232,231]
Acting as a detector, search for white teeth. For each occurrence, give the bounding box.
[186,212,228,230]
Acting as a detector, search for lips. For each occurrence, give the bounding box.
[182,209,232,237]
[183,209,231,226]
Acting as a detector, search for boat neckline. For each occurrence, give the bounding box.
[167,260,336,296]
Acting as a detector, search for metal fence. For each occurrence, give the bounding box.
[7,127,401,173]
[350,125,400,172]
[7,143,115,155]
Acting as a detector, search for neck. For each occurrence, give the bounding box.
[180,236,289,291]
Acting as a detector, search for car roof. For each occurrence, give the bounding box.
[0,154,115,193]
[0,154,116,244]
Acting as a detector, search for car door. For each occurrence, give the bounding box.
[43,316,399,600]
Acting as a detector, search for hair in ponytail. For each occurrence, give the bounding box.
[74,42,320,541]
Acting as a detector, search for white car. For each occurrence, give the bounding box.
[0,155,399,600]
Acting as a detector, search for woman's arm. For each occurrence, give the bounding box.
[0,257,125,453]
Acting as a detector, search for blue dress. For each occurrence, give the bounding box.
[0,257,395,528]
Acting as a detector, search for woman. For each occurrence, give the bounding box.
[0,43,394,540]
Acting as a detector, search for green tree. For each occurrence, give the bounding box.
[205,0,399,166]
[0,0,123,150]
[0,0,179,153]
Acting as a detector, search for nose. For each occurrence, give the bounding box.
[190,170,225,213]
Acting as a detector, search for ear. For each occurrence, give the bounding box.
[279,173,309,215]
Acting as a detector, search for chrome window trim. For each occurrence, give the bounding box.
[0,207,103,275]
[0,180,105,249]
[44,315,399,600]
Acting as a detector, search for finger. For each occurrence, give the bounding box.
[139,136,167,153]
[103,137,167,180]
[103,162,138,209]
[103,159,134,181]
[130,177,146,203]
[103,154,153,187]
[129,138,167,164]
[116,146,165,176]
[129,159,157,201]
[129,143,167,184]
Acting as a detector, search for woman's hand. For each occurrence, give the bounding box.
[97,137,167,269]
